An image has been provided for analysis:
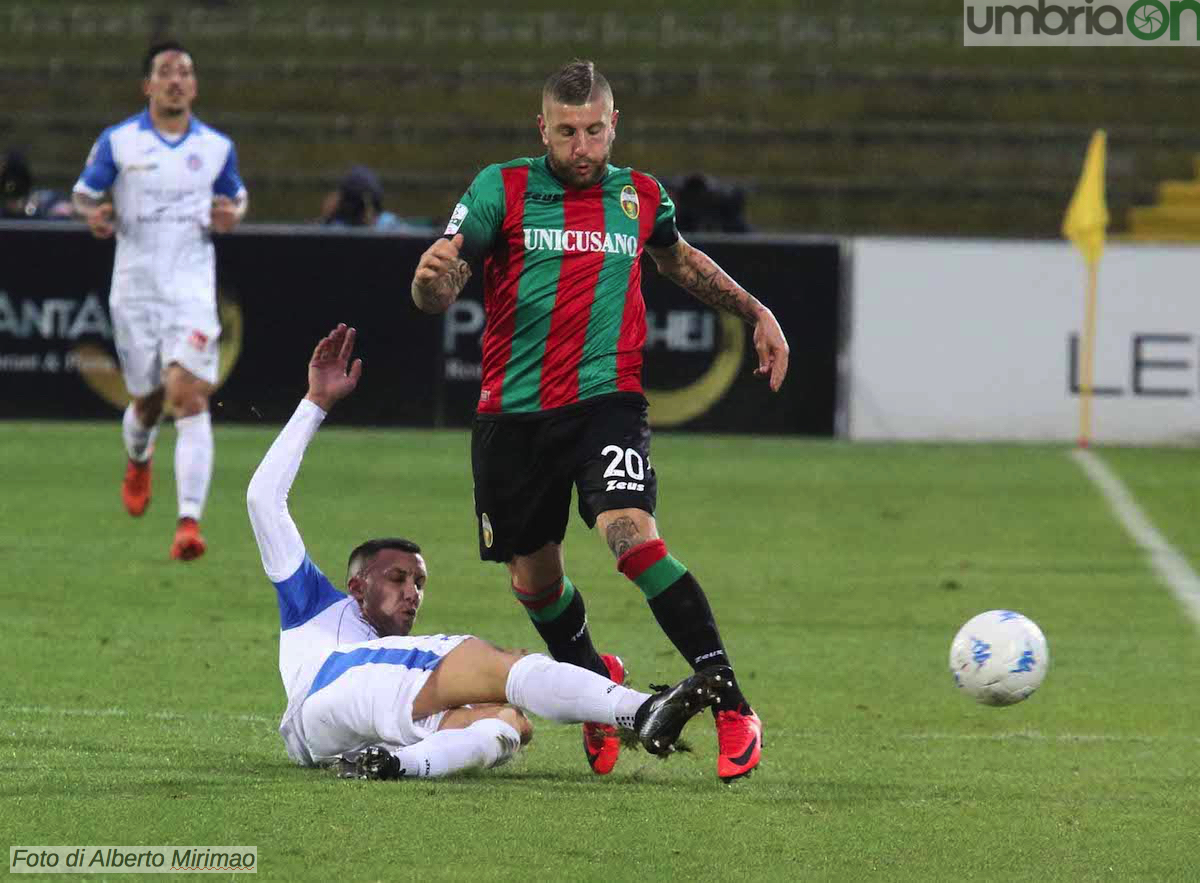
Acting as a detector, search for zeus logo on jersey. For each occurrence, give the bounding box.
[523,228,637,256]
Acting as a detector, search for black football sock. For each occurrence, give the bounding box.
[646,575,750,713]
[617,540,750,713]
[512,576,608,677]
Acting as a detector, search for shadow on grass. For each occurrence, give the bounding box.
[0,765,733,801]
[322,766,710,787]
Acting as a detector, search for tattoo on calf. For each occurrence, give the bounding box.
[605,516,642,559]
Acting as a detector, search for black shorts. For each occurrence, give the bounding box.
[471,393,658,562]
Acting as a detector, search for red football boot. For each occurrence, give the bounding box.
[715,704,763,782]
[122,458,152,517]
[170,517,207,561]
[582,653,626,775]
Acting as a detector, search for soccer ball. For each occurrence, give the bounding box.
[949,610,1049,706]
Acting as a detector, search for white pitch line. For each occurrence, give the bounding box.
[1071,448,1200,629]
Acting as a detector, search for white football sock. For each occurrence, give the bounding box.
[505,653,649,728]
[174,411,213,521]
[122,404,158,463]
[391,718,522,778]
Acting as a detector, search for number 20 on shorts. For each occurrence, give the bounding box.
[602,444,646,492]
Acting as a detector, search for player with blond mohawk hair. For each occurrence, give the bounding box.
[412,59,788,781]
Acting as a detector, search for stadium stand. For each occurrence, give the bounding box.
[1127,155,1200,242]
[2,2,1197,236]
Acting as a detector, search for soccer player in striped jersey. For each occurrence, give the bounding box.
[411,60,788,782]
[72,41,247,560]
[248,324,730,779]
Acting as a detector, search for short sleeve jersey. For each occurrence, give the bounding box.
[73,110,245,297]
[446,156,679,414]
[271,554,377,764]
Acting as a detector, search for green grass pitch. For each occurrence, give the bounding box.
[3,420,1199,881]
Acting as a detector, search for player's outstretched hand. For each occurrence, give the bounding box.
[752,308,790,392]
[87,203,115,239]
[305,324,363,412]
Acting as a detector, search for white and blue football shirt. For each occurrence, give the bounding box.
[248,399,393,763]
[73,110,246,300]
[248,399,476,765]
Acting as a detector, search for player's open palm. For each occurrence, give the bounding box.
[306,324,363,411]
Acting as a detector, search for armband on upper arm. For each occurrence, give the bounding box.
[646,237,689,275]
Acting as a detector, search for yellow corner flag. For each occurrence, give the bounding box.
[1062,130,1109,265]
[1064,130,1109,448]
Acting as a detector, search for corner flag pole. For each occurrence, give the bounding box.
[1078,260,1099,447]
[1062,130,1109,448]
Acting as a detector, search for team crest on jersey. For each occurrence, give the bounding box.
[188,330,209,350]
[481,513,494,549]
[187,153,203,171]
[619,185,639,220]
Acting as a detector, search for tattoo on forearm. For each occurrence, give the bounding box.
[605,516,643,560]
[666,247,763,323]
[445,259,471,292]
[414,259,471,310]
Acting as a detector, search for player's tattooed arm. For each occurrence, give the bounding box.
[647,238,765,324]
[647,237,791,392]
[412,233,471,314]
[411,260,471,313]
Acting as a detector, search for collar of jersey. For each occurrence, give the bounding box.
[138,109,200,149]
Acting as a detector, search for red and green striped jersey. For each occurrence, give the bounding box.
[446,156,678,415]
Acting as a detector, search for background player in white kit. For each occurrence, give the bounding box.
[72,41,248,560]
[248,323,730,779]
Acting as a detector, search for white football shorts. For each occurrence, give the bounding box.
[297,633,472,764]
[110,290,220,397]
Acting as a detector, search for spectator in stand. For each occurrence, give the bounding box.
[319,166,435,234]
[1,150,73,220]
[669,173,751,234]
